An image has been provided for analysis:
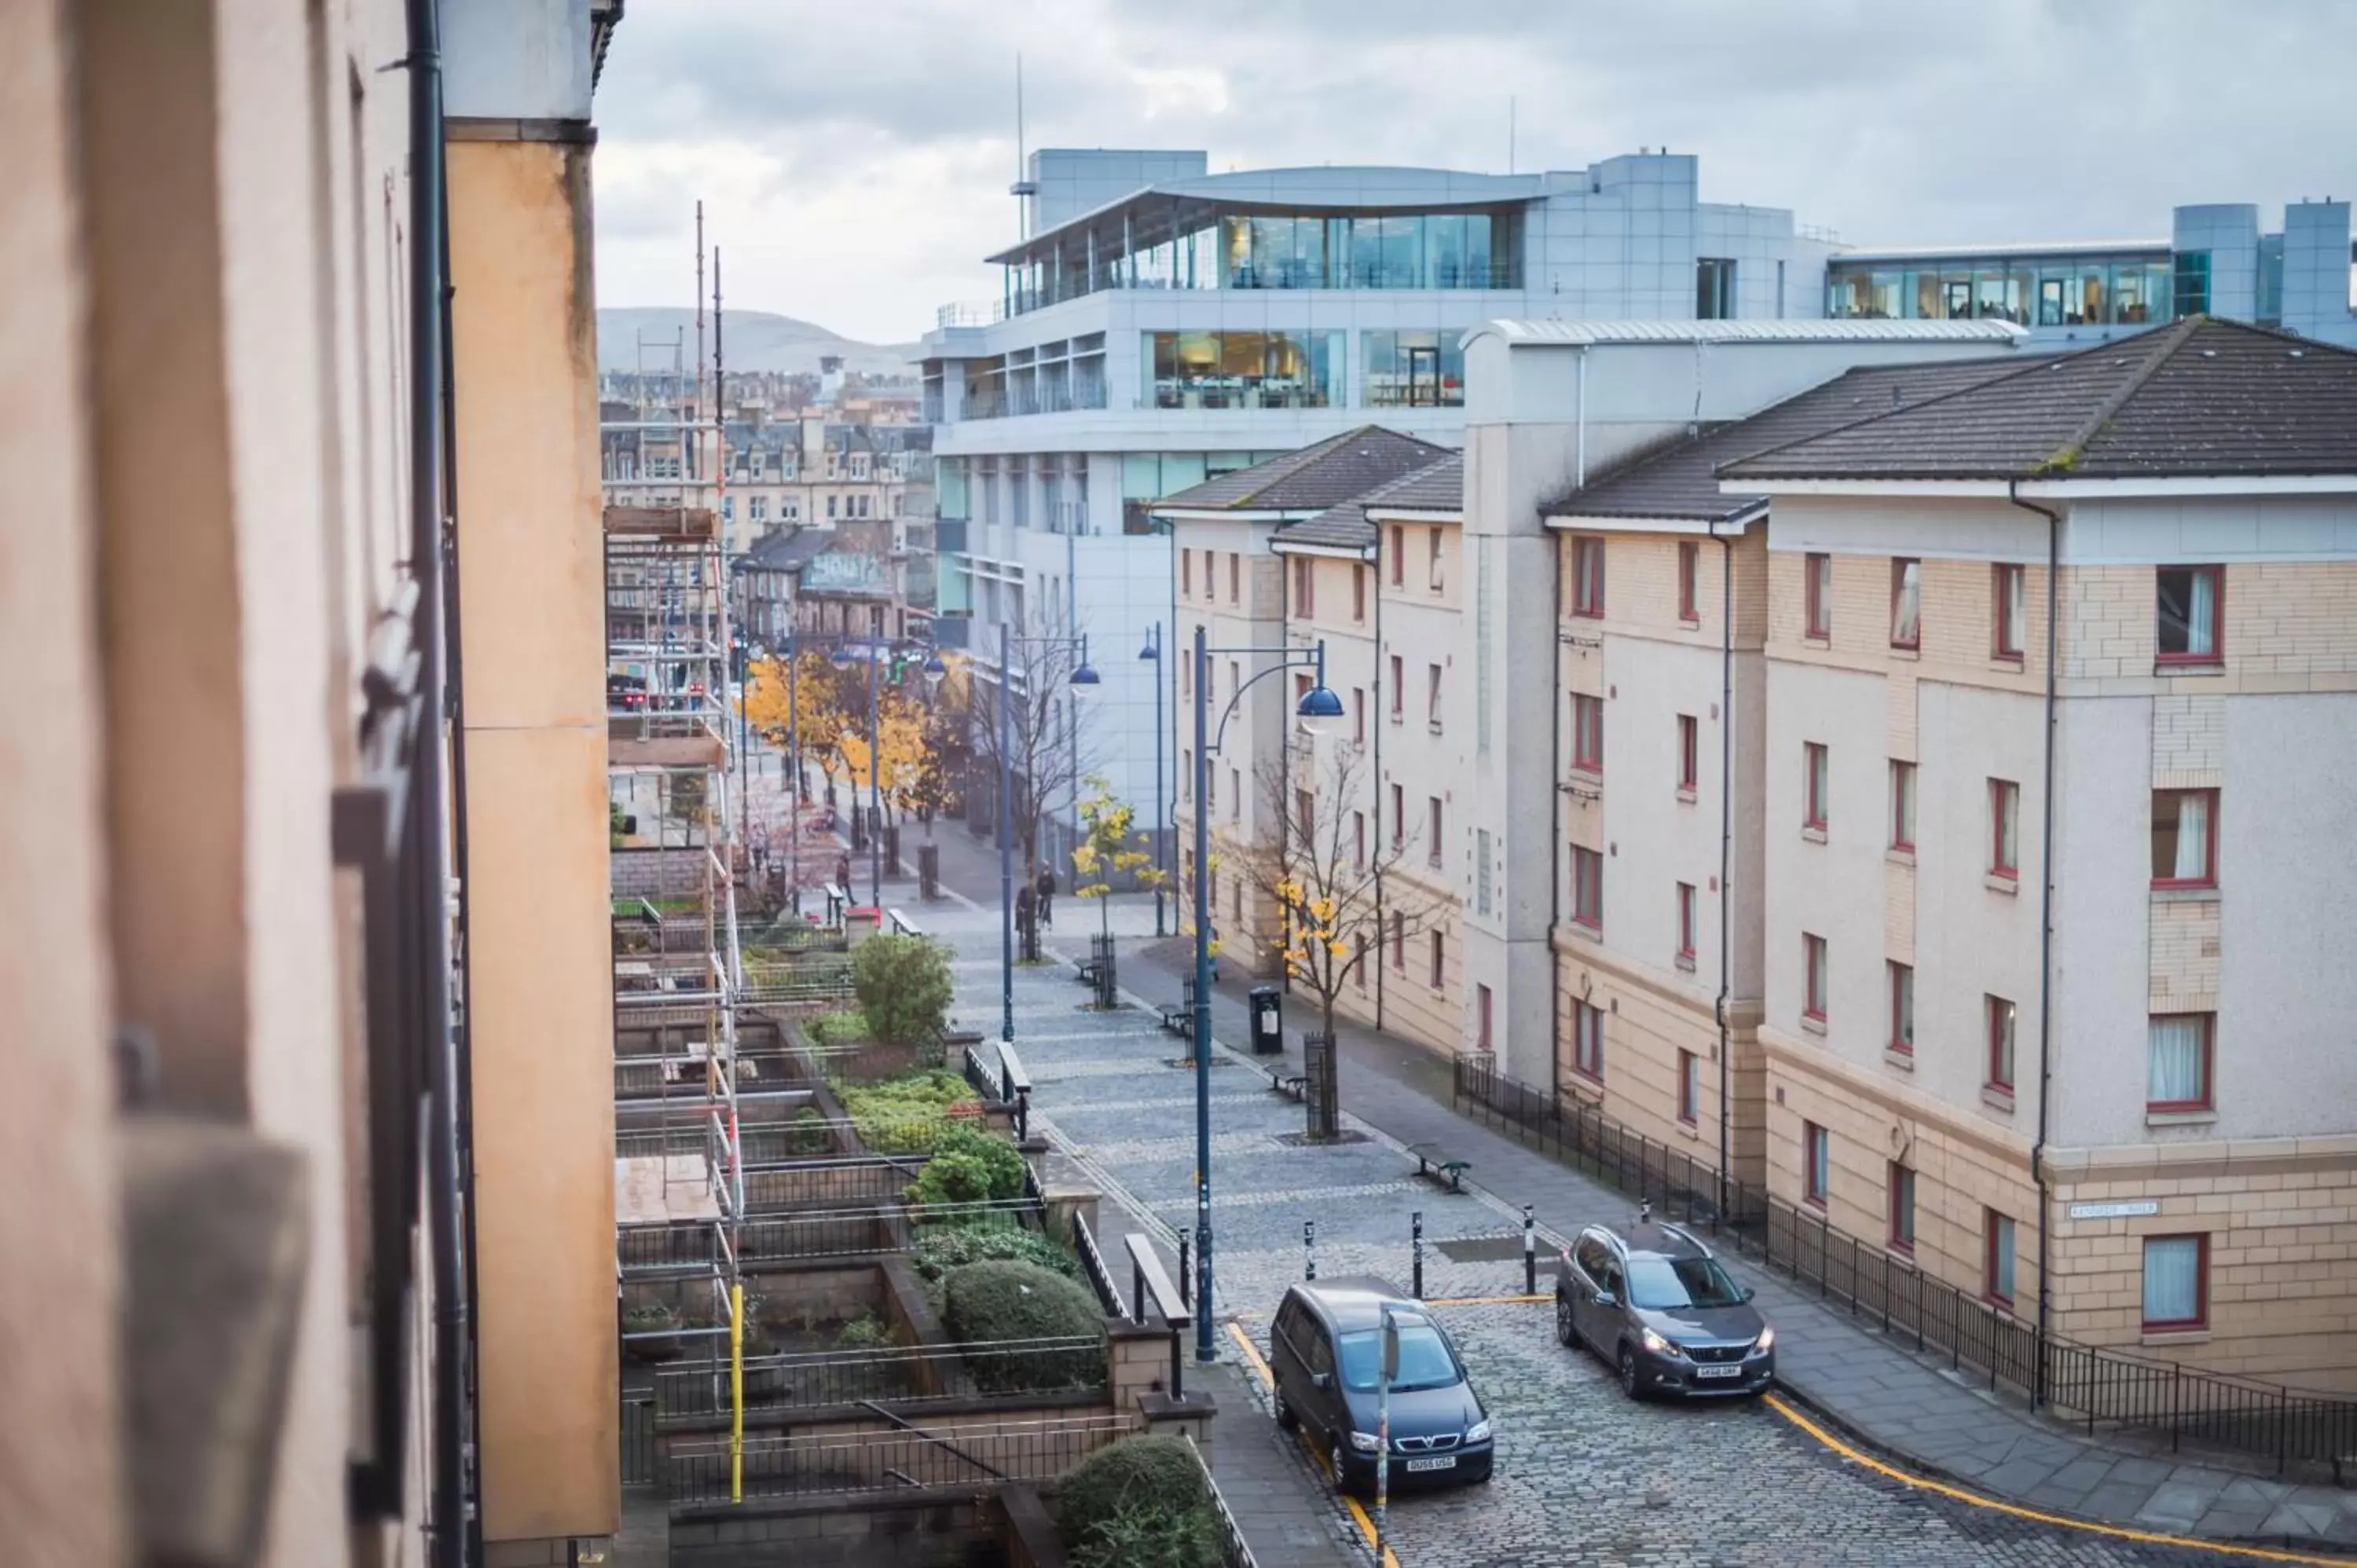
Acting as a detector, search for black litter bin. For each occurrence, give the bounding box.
[1248,985,1284,1055]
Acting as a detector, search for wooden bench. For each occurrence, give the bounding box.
[1159,978,1198,1036]
[1408,1142,1473,1193]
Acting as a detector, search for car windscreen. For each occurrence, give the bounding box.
[1625,1255,1747,1311]
[1336,1320,1461,1393]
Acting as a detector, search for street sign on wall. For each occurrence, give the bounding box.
[2066,1200,2160,1221]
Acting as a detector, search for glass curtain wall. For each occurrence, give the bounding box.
[1143,330,1345,408]
[1831,255,2172,325]
[1362,329,1467,407]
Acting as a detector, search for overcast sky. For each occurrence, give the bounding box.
[591,0,2357,345]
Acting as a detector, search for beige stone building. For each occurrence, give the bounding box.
[0,2,625,1564]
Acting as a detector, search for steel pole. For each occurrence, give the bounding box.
[1152,622,1166,937]
[1192,623,1215,1361]
[787,633,800,914]
[867,653,882,907]
[1000,623,1015,1047]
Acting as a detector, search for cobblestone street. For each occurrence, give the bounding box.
[917,876,2335,1568]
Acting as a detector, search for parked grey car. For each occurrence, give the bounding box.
[1555,1215,1776,1399]
[1270,1276,1495,1493]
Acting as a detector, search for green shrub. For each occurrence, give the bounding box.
[807,1006,871,1049]
[833,1312,893,1351]
[835,1068,981,1154]
[1057,1437,1218,1568]
[905,1124,1028,1207]
[787,1105,833,1158]
[940,1261,1106,1391]
[850,932,954,1046]
[911,1220,1078,1284]
[1068,1501,1221,1568]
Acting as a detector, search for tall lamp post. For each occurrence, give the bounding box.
[1189,626,1342,1361]
[1138,623,1166,938]
[996,625,1099,1050]
[825,641,884,907]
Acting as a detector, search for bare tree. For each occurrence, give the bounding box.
[965,613,1106,894]
[1239,739,1447,1137]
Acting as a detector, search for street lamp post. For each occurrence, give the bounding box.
[1138,623,1165,938]
[995,626,1099,1050]
[1187,625,1343,1361]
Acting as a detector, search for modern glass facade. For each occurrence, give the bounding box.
[1144,330,1346,409]
[1006,205,1523,314]
[1361,328,1466,407]
[1827,253,2176,327]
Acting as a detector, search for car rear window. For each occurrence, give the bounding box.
[1626,1255,1746,1310]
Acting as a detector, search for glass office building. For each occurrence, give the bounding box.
[1827,251,2177,327]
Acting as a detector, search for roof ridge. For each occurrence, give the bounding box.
[1712,352,2052,478]
[1233,424,1446,506]
[2039,316,2203,474]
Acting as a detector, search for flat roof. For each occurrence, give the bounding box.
[1833,240,2170,264]
[1471,319,2027,348]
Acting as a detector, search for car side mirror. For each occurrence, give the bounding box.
[1741,1287,1756,1303]
[1593,1291,1617,1309]
[1310,1372,1332,1392]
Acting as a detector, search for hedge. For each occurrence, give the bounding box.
[940,1261,1105,1392]
[1058,1436,1221,1568]
[904,1123,1028,1207]
[911,1219,1078,1284]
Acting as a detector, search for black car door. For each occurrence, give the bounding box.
[1303,1321,1340,1441]
[1570,1236,1612,1348]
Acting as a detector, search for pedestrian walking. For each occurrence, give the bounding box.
[1036,866,1056,927]
[834,852,852,892]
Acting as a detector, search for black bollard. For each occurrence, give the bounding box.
[1412,1211,1424,1299]
[1304,1218,1317,1282]
[1523,1204,1537,1295]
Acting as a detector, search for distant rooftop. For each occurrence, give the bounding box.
[1275,453,1464,553]
[1154,427,1452,515]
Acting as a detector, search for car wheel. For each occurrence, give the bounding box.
[1274,1388,1299,1431]
[1327,1434,1353,1495]
[1555,1292,1576,1348]
[1618,1344,1644,1401]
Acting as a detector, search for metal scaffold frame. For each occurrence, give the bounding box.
[607,207,753,1488]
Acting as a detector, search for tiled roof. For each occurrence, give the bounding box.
[738,526,834,571]
[1549,356,2038,522]
[1155,427,1453,512]
[1723,318,2357,482]
[1275,453,1464,551]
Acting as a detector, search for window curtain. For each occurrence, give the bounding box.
[2149,1017,2206,1103]
[2173,793,2209,880]
[2143,1238,2200,1322]
[2187,571,2216,656]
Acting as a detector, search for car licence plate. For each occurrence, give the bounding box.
[1404,1456,1457,1472]
[1694,1365,1743,1379]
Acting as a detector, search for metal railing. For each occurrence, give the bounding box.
[653,1335,1109,1422]
[1186,1432,1259,1568]
[621,1197,1047,1276]
[1453,1056,2357,1477]
[668,1412,1136,1504]
[1072,1211,1129,1322]
[621,1391,658,1488]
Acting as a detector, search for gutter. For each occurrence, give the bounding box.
[1714,522,1736,1213]
[1547,518,1563,1089]
[1372,536,1387,1031]
[2007,478,2063,1409]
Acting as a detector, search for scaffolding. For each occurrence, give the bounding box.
[607,213,748,1380]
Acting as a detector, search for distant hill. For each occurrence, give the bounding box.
[597,308,920,379]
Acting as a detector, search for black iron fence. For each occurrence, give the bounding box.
[668,1412,1137,1504]
[618,1197,1043,1275]
[1453,1056,2357,1477]
[653,1335,1109,1423]
[621,1391,658,1488]
[1072,1211,1129,1322]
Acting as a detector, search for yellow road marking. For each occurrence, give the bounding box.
[1225,1321,1402,1567]
[1764,1393,2352,1566]
[1420,1293,1551,1307]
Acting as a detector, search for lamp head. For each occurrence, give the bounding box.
[1295,682,1345,732]
[1070,660,1101,687]
[922,652,948,676]
[827,645,854,669]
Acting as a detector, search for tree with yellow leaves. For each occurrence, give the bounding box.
[1070,775,1166,945]
[1244,740,1443,1137]
[742,650,852,800]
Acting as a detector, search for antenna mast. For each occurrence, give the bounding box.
[1508,97,1516,175]
[1010,53,1036,244]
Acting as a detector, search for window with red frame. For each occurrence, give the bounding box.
[1389,654,1404,719]
[1476,984,1493,1051]
[2146,1014,2214,1112]
[1677,715,1699,794]
[1228,552,1240,604]
[1352,687,1365,746]
[1427,528,1444,591]
[1389,783,1403,848]
[1353,811,1367,871]
[2156,565,2221,664]
[1571,846,1604,929]
[1989,779,2020,878]
[1993,562,2026,660]
[2141,1235,2208,1331]
[1888,1163,1915,1255]
[1390,525,1405,587]
[2150,789,2216,888]
[1353,563,1367,622]
[1428,663,1443,730]
[1292,556,1314,617]
[1890,557,1922,649]
[1572,536,1606,617]
[1677,1050,1700,1125]
[1803,742,1829,830]
[1677,540,1701,623]
[1803,1123,1830,1206]
[1890,760,1916,851]
[1986,995,2017,1092]
[1888,961,1914,1055]
[1428,797,1443,866]
[1802,933,1828,1020]
[1805,552,1832,639]
[1571,998,1604,1080]
[1572,693,1604,773]
[1391,910,1405,970]
[1182,551,1193,597]
[1428,929,1445,990]
[1985,1211,2017,1307]
[1676,882,1697,962]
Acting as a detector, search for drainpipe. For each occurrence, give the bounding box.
[2008,478,2063,1409]
[1574,348,1589,489]
[1371,537,1387,1031]
[1714,524,1736,1216]
[402,0,467,1558]
[1547,519,1564,1092]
